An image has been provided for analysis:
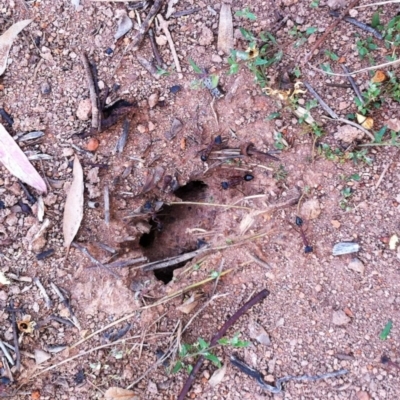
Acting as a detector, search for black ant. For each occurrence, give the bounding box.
[221,174,254,190]
[200,135,222,161]
[294,216,313,253]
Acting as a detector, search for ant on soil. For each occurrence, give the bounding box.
[293,216,313,253]
[221,174,254,190]
[200,135,223,161]
[123,200,164,232]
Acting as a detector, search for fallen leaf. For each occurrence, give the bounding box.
[385,118,400,132]
[371,70,387,83]
[248,320,271,346]
[0,19,33,76]
[0,271,11,285]
[104,387,139,400]
[34,349,51,365]
[379,319,393,340]
[177,293,200,314]
[142,166,165,194]
[0,123,47,193]
[63,155,84,250]
[356,114,374,130]
[217,4,233,54]
[114,9,133,40]
[208,363,227,387]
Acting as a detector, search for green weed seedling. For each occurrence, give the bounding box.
[356,37,378,60]
[384,15,400,48]
[324,50,339,61]
[273,164,288,181]
[273,132,289,150]
[340,187,353,211]
[355,82,381,115]
[171,333,250,374]
[235,8,257,20]
[310,0,320,8]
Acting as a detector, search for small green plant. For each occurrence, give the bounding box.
[235,8,257,20]
[318,143,344,162]
[273,164,288,181]
[266,112,280,120]
[273,132,289,150]
[387,71,400,102]
[347,149,373,165]
[339,187,353,210]
[356,37,378,59]
[310,0,320,7]
[384,15,400,48]
[293,65,301,78]
[171,333,250,374]
[188,58,219,90]
[324,50,339,61]
[355,82,381,115]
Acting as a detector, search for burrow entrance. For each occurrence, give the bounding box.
[139,181,214,283]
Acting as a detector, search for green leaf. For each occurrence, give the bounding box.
[324,50,339,61]
[371,11,380,28]
[293,66,301,78]
[217,337,229,346]
[349,173,361,181]
[374,126,387,143]
[189,58,202,74]
[236,50,250,60]
[210,271,220,279]
[266,112,280,120]
[229,63,239,74]
[239,27,256,42]
[179,343,189,358]
[172,360,184,374]
[306,26,317,35]
[235,8,257,21]
[187,364,193,374]
[380,320,393,340]
[210,75,219,89]
[204,353,222,368]
[320,63,333,73]
[197,338,209,350]
[310,0,320,7]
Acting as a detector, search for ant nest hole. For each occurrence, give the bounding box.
[139,180,216,284]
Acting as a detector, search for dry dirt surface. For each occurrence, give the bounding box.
[1,0,400,399]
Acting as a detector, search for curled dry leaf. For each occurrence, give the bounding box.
[371,70,387,83]
[63,155,84,250]
[0,19,33,76]
[177,293,200,314]
[142,166,165,194]
[208,362,227,387]
[356,113,374,130]
[104,387,140,400]
[217,4,233,54]
[0,123,47,193]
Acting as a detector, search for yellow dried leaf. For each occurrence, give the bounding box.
[104,387,139,400]
[371,70,387,83]
[356,114,374,130]
[63,155,84,250]
[0,20,33,76]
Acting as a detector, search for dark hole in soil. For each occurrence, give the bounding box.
[138,180,209,284]
[174,180,208,200]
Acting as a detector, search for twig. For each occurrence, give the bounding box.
[167,201,253,210]
[341,65,364,104]
[157,14,182,77]
[104,185,110,225]
[171,8,201,18]
[33,277,53,309]
[136,55,160,79]
[356,0,400,7]
[103,256,148,269]
[210,98,219,125]
[230,355,348,393]
[49,315,75,328]
[0,340,14,366]
[8,301,21,371]
[50,282,81,330]
[128,0,164,52]
[211,258,225,297]
[177,289,270,400]
[114,119,130,154]
[305,0,360,62]
[303,82,338,119]
[80,53,99,130]
[148,28,165,68]
[246,252,271,269]
[71,242,119,278]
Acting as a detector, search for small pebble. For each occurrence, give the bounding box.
[332,310,351,326]
[332,242,360,256]
[40,81,51,95]
[105,47,113,55]
[170,85,182,94]
[348,258,364,274]
[86,138,99,152]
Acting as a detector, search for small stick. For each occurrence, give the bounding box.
[50,282,81,330]
[104,185,110,225]
[0,340,14,366]
[71,242,120,278]
[305,0,360,62]
[33,277,53,309]
[115,119,130,154]
[1,355,13,383]
[148,28,165,68]
[128,0,164,52]
[171,8,201,18]
[177,289,270,400]
[246,252,271,269]
[106,256,147,268]
[92,241,117,254]
[8,301,21,371]
[80,53,99,130]
[341,65,364,103]
[303,82,338,119]
[49,315,75,328]
[136,55,160,79]
[157,14,182,76]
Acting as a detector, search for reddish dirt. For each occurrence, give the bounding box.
[1,0,400,399]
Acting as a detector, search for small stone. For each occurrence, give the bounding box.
[332,310,351,326]
[295,16,304,24]
[170,85,182,94]
[115,9,133,40]
[348,258,364,274]
[199,26,214,46]
[327,0,346,9]
[40,81,51,95]
[249,320,271,346]
[76,99,92,120]
[155,35,167,46]
[62,148,74,157]
[349,9,358,17]
[148,93,159,109]
[164,118,183,141]
[137,124,146,134]
[148,122,155,132]
[86,138,99,152]
[331,220,341,229]
[300,199,321,220]
[356,391,370,400]
[211,54,223,63]
[338,102,350,110]
[315,284,322,292]
[334,125,364,143]
[34,349,51,365]
[333,242,360,256]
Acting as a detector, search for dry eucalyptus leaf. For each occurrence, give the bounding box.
[63,155,84,250]
[0,123,47,193]
[0,271,11,285]
[208,363,227,387]
[115,10,133,40]
[104,387,140,400]
[177,293,199,314]
[218,4,233,54]
[0,19,33,76]
[164,118,183,141]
